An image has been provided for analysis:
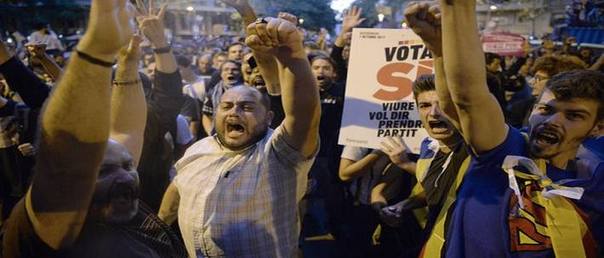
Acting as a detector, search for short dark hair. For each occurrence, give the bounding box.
[485,52,502,66]
[227,42,245,52]
[226,86,271,111]
[214,52,227,59]
[309,54,336,70]
[546,70,604,120]
[34,22,48,30]
[531,55,587,77]
[412,74,436,101]
[175,55,192,68]
[220,60,241,72]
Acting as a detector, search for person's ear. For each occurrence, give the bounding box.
[266,110,274,127]
[588,119,604,138]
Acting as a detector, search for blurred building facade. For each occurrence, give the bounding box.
[475,0,567,37]
[166,0,240,38]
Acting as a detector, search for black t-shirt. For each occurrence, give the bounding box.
[180,95,200,122]
[2,200,187,258]
[420,143,469,238]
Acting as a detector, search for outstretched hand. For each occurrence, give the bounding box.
[246,18,305,60]
[342,6,365,33]
[136,0,169,48]
[404,1,442,56]
[379,137,411,167]
[77,0,136,62]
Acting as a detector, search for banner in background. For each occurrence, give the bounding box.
[481,32,526,57]
[338,28,432,154]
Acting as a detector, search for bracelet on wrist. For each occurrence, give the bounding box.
[75,49,115,68]
[112,79,141,86]
[153,46,171,54]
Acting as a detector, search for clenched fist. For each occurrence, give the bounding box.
[245,18,305,60]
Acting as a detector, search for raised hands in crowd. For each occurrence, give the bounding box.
[1,0,603,257]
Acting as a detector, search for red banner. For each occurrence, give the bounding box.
[481,32,526,57]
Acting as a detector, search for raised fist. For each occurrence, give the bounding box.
[404,1,442,56]
[245,18,304,60]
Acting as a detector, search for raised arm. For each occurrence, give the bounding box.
[439,0,506,153]
[332,7,365,81]
[111,35,147,166]
[0,41,50,109]
[405,2,460,130]
[335,6,365,49]
[221,0,282,95]
[137,2,184,128]
[26,44,64,82]
[137,2,177,74]
[246,18,321,157]
[28,0,134,249]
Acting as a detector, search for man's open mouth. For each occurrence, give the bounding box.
[253,76,265,86]
[428,120,449,133]
[226,121,246,137]
[533,129,561,145]
[110,182,137,208]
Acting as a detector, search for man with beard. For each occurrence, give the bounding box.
[2,1,185,257]
[158,17,320,257]
[406,1,604,257]
[201,60,244,135]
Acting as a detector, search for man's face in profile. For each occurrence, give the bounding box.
[529,70,549,98]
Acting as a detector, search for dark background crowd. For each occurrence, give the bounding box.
[0,0,603,257]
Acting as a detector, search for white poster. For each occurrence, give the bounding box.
[338,28,433,154]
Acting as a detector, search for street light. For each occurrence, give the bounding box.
[298,18,304,25]
[186,6,194,12]
[378,13,385,23]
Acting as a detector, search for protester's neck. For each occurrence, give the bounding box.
[438,134,463,154]
[545,149,578,170]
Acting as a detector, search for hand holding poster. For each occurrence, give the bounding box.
[338,28,432,154]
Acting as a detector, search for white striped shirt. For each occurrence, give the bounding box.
[174,126,316,257]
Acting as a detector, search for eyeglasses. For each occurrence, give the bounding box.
[533,75,549,82]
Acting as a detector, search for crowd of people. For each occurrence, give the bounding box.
[0,0,603,257]
[565,0,604,27]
